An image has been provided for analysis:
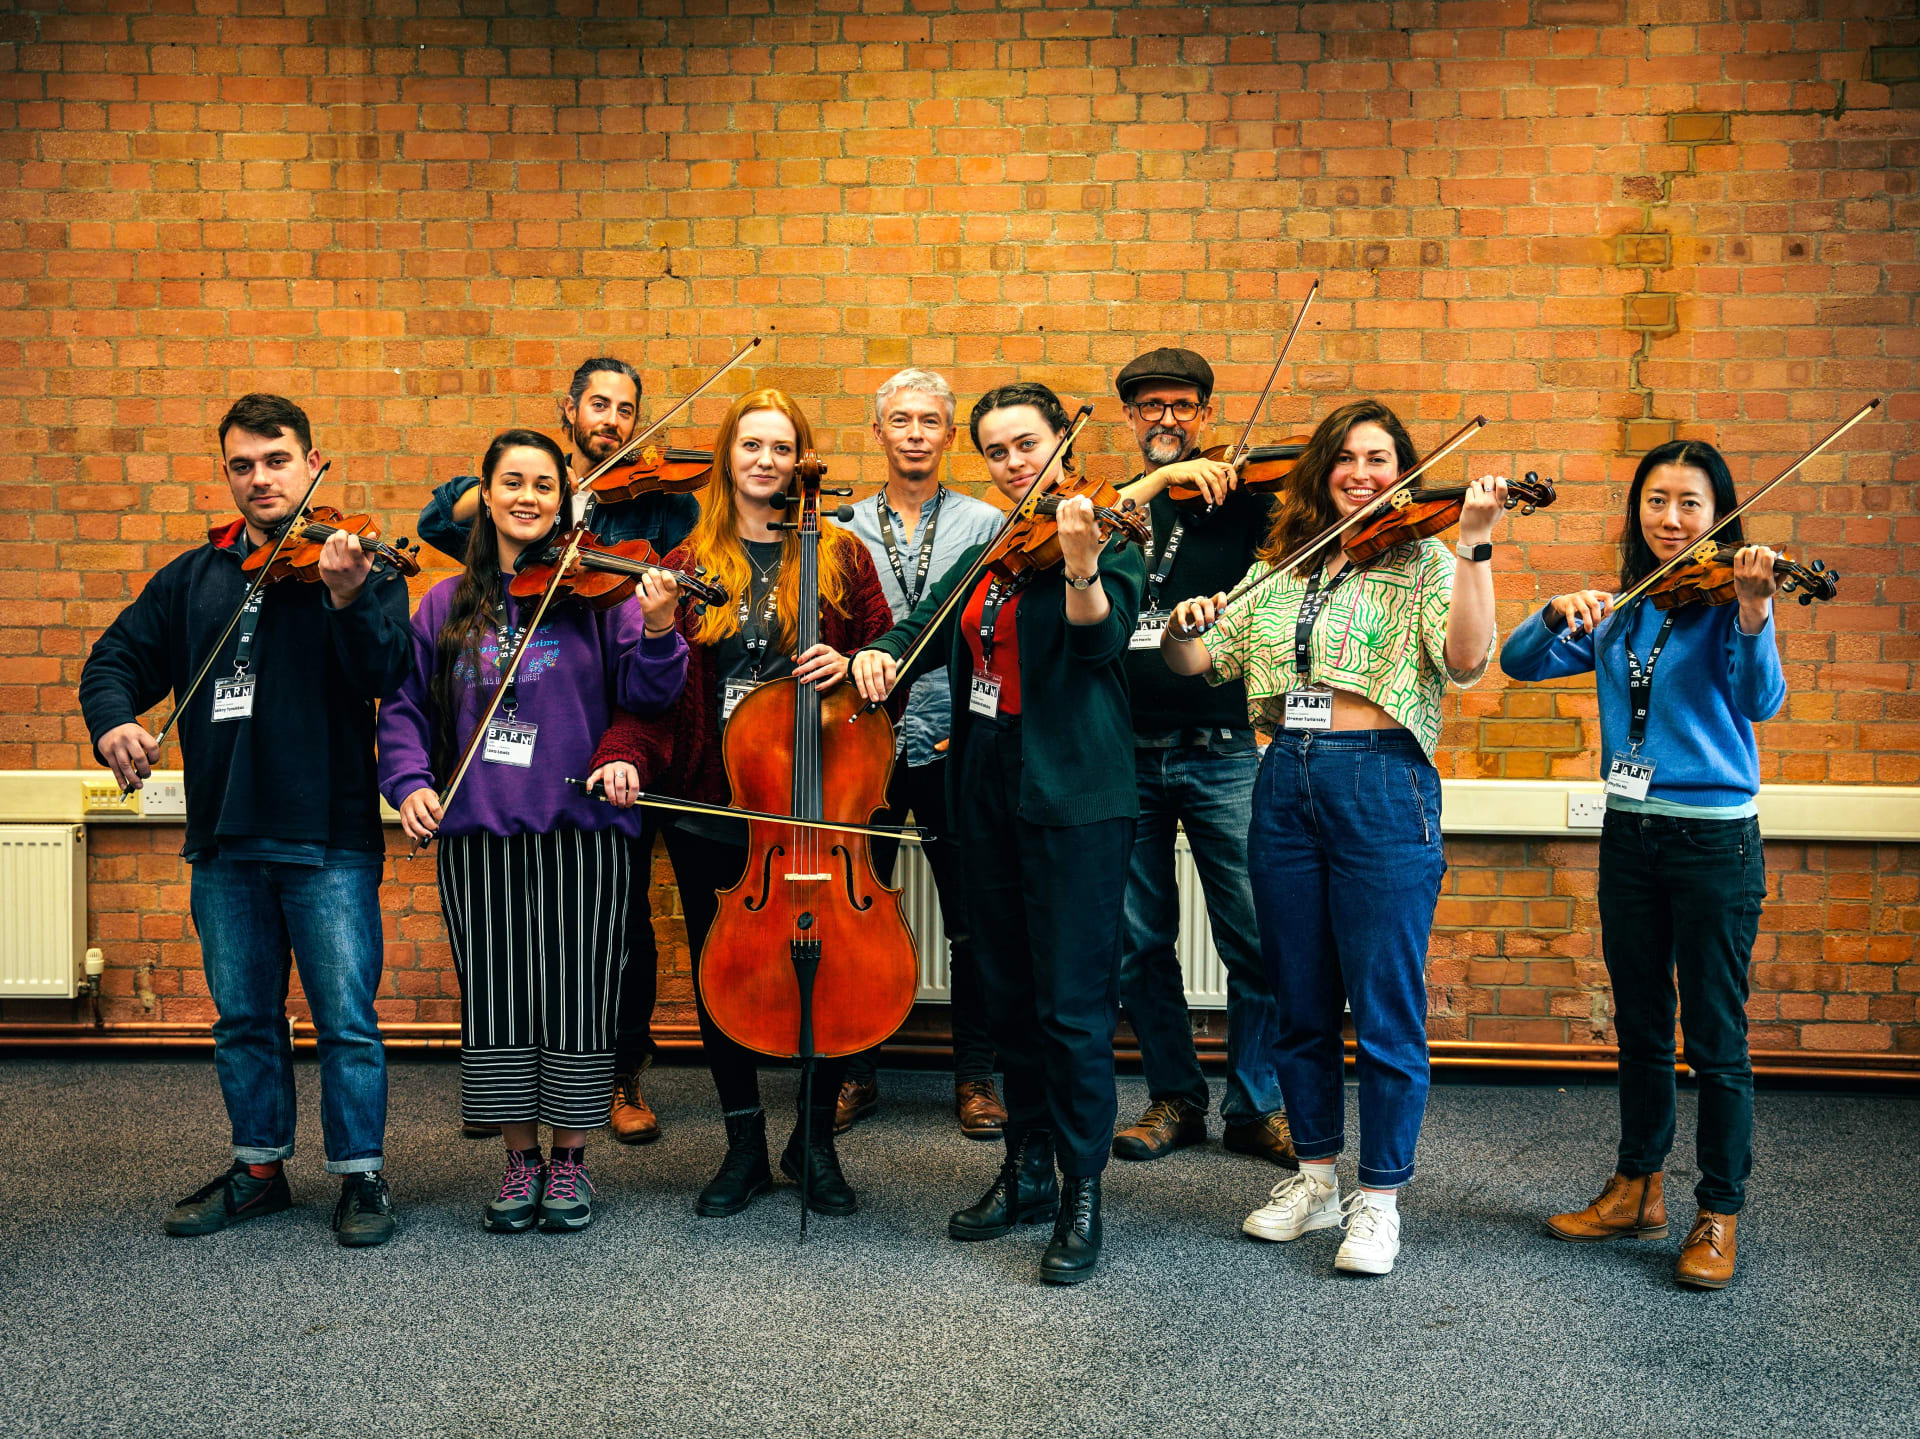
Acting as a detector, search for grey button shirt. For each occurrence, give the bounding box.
[845,485,1005,768]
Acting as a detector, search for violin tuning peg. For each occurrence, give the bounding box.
[1810,559,1825,572]
[766,493,790,509]
[1524,471,1538,483]
[1798,594,1813,606]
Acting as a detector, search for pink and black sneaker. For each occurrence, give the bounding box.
[484,1148,544,1234]
[539,1148,596,1233]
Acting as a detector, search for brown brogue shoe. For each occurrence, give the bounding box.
[1545,1171,1668,1242]
[1675,1210,1738,1289]
[1112,1098,1206,1161]
[610,1071,661,1145]
[955,1078,1007,1141]
[1222,1111,1300,1170]
[834,1076,879,1134]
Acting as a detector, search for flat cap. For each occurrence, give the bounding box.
[1115,347,1214,402]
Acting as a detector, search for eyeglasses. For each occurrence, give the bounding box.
[1127,399,1203,423]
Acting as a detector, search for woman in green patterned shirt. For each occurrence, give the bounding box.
[1162,398,1507,1277]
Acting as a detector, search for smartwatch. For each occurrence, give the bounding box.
[1455,540,1493,562]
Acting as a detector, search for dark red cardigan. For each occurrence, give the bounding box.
[590,538,899,806]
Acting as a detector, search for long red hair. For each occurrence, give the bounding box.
[685,388,860,651]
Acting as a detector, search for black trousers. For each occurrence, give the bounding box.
[848,756,997,1085]
[660,823,848,1119]
[954,718,1133,1178]
[1598,810,1765,1214]
[612,818,661,1075]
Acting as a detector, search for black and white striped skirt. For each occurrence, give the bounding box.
[436,827,631,1129]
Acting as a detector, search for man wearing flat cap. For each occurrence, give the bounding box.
[1105,348,1297,1171]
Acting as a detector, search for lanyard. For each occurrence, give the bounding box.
[736,564,782,680]
[1622,610,1677,751]
[1291,557,1370,680]
[491,599,529,713]
[1143,515,1187,610]
[230,591,265,674]
[977,574,1025,671]
[877,488,944,611]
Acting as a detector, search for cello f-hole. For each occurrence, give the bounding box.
[832,844,874,912]
[744,842,784,912]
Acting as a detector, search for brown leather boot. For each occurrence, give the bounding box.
[1112,1098,1206,1161]
[1545,1172,1668,1242]
[1675,1210,1738,1289]
[1221,1111,1299,1170]
[834,1075,879,1134]
[954,1078,1007,1141]
[609,1071,661,1146]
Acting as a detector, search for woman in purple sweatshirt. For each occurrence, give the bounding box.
[378,429,688,1234]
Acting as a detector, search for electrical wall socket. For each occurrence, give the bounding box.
[141,780,186,817]
[80,779,139,815]
[1567,792,1607,829]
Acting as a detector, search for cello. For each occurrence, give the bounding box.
[698,450,919,1229]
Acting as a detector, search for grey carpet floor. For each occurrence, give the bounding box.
[0,1058,1915,1439]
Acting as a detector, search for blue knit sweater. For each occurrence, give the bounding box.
[1500,598,1786,812]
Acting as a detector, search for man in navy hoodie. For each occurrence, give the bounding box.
[79,394,414,1247]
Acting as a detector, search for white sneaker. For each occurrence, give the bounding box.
[1242,1167,1341,1242]
[1334,1189,1401,1274]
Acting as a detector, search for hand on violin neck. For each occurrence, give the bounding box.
[1053,493,1105,577]
[1456,474,1509,547]
[635,568,680,633]
[317,526,372,608]
[1732,544,1780,632]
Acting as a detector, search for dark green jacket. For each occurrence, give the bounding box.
[863,538,1146,827]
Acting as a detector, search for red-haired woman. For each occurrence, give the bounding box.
[590,389,896,1220]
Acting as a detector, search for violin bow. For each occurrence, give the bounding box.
[1220,278,1318,469]
[1562,396,1882,642]
[127,460,334,796]
[1193,415,1490,634]
[564,779,926,841]
[573,336,761,489]
[854,403,1096,716]
[413,524,592,855]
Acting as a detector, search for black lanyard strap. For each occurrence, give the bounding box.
[736,566,782,680]
[230,591,265,674]
[492,599,530,713]
[1291,558,1369,680]
[877,488,944,611]
[1622,610,1676,750]
[977,574,1025,671]
[1144,516,1187,610]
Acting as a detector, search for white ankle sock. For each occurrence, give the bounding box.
[1301,1161,1337,1189]
[1361,1188,1398,1212]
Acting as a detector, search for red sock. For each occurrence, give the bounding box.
[246,1161,282,1180]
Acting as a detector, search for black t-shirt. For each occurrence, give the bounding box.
[684,538,793,845]
[1123,486,1270,737]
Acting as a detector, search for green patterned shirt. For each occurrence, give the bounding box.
[1203,536,1491,756]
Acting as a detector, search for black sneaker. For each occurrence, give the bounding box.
[332,1172,396,1248]
[164,1161,292,1237]
[538,1153,596,1233]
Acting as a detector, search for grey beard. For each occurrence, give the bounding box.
[1141,431,1186,466]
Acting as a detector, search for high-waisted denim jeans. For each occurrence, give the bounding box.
[1599,809,1765,1213]
[190,857,387,1173]
[1247,730,1445,1188]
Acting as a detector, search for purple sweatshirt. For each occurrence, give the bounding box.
[377,576,688,838]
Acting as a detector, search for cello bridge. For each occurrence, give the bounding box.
[784,872,832,882]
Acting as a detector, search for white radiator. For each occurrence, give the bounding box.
[892,828,1229,1010]
[0,824,87,998]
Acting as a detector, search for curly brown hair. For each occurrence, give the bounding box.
[1256,399,1420,564]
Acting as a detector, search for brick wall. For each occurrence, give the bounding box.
[3,1,1916,1058]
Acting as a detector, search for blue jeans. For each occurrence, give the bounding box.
[1119,742,1284,1122]
[1247,730,1445,1188]
[1599,810,1765,1213]
[190,858,388,1174]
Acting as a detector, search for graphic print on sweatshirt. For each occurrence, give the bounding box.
[454,628,564,692]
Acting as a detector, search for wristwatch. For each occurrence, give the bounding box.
[1064,569,1099,590]
[1455,540,1493,562]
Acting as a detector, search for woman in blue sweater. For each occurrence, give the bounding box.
[1500,440,1786,1290]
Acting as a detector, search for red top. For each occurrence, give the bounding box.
[590,537,900,804]
[960,576,1023,716]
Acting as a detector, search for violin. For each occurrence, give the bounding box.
[508,528,728,609]
[580,444,715,504]
[1645,541,1839,612]
[985,471,1151,580]
[1164,440,1311,506]
[699,450,918,1225]
[1343,471,1556,564]
[239,505,421,582]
